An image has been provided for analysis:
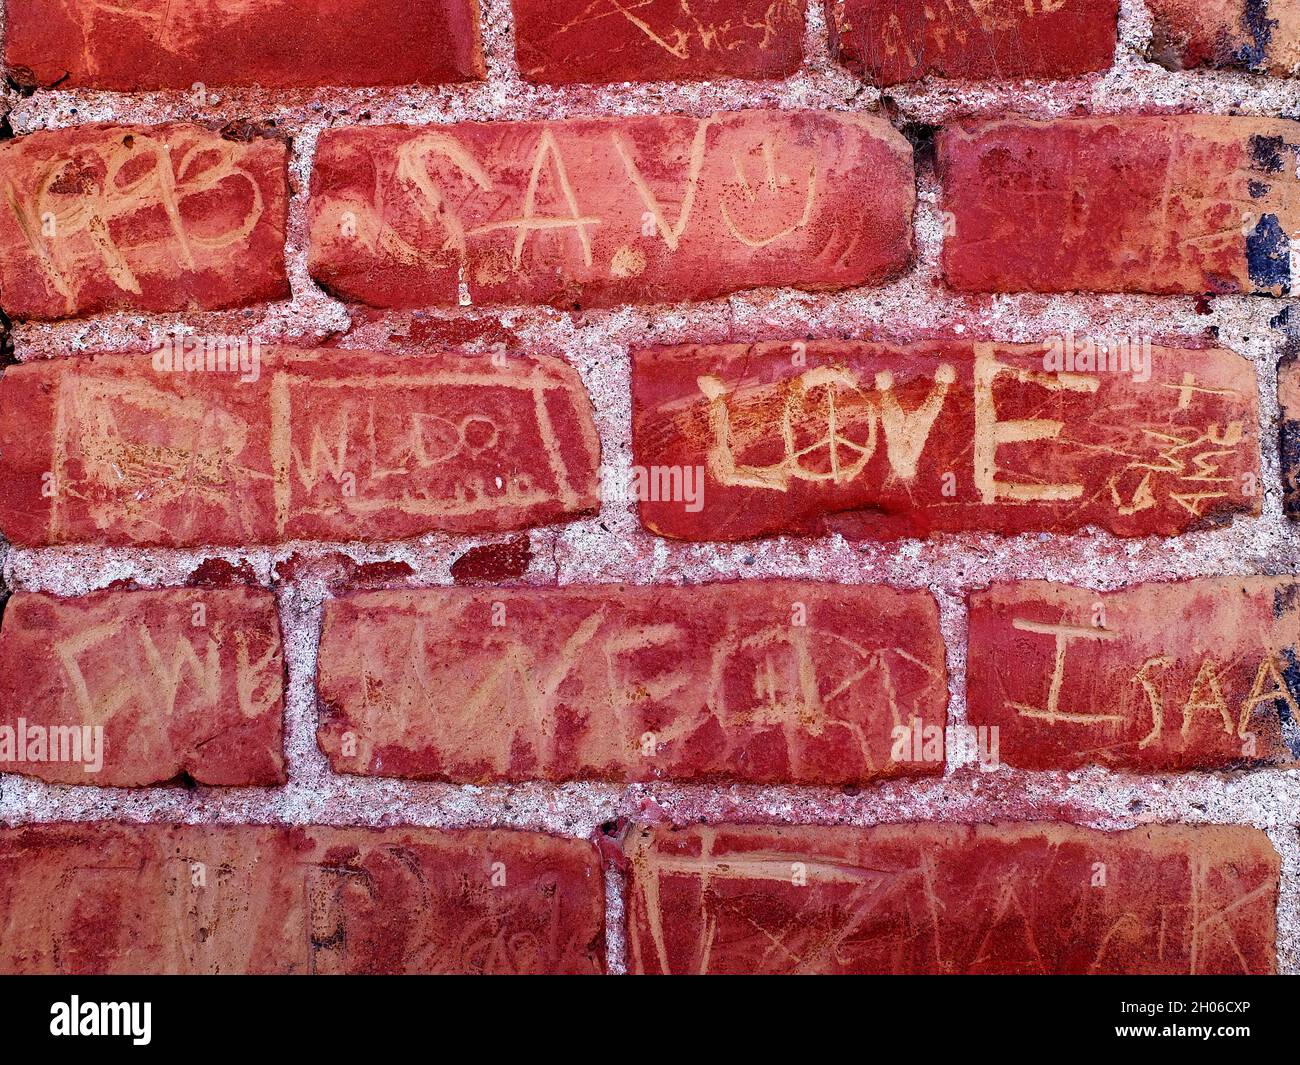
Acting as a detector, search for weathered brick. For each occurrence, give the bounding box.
[631,339,1258,540]
[1278,351,1300,519]
[968,579,1300,772]
[1148,0,1300,77]
[0,349,600,547]
[316,582,948,785]
[513,0,805,84]
[939,115,1299,295]
[0,123,290,321]
[0,588,285,786]
[828,0,1118,85]
[308,110,914,309]
[0,823,604,974]
[623,822,1278,974]
[4,0,485,90]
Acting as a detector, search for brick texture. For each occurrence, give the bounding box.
[1,1,1296,981]
[1278,351,1300,521]
[3,0,486,91]
[316,582,948,785]
[0,123,290,320]
[632,339,1258,540]
[0,588,285,786]
[0,823,604,974]
[307,110,914,309]
[1147,0,1300,77]
[0,349,601,547]
[967,579,1300,772]
[827,0,1120,85]
[513,0,805,84]
[623,822,1279,974]
[939,116,1299,296]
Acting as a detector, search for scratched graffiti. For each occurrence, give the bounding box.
[308,109,914,307]
[624,823,1279,974]
[315,583,948,785]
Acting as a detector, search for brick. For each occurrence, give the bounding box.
[631,339,1258,541]
[1279,352,1300,519]
[513,0,805,84]
[1148,0,1300,77]
[968,579,1300,772]
[316,582,948,785]
[827,0,1118,85]
[4,0,485,90]
[0,349,600,547]
[623,822,1278,974]
[0,823,604,974]
[308,110,914,310]
[0,589,285,786]
[939,115,1300,295]
[0,123,290,321]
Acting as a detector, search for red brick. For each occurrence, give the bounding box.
[0,123,290,321]
[0,588,285,786]
[939,115,1299,296]
[827,0,1118,85]
[1280,353,1300,519]
[513,0,805,84]
[631,339,1258,541]
[968,579,1300,772]
[1148,0,1300,77]
[316,582,948,785]
[307,110,914,310]
[623,822,1278,974]
[0,823,604,974]
[4,0,485,90]
[0,348,600,547]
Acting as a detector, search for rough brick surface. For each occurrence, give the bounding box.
[968,579,1300,772]
[308,110,914,309]
[3,0,485,91]
[632,339,1258,541]
[1278,352,1300,520]
[1147,0,1300,77]
[513,0,804,84]
[939,115,1299,296]
[0,588,285,786]
[0,823,604,974]
[0,349,601,547]
[0,123,290,321]
[827,0,1119,85]
[316,582,948,785]
[623,822,1279,974]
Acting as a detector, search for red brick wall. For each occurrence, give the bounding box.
[0,0,1298,975]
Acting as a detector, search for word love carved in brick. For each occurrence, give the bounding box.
[3,0,485,90]
[969,579,1300,772]
[632,340,1258,540]
[940,115,1300,295]
[308,110,914,309]
[828,0,1120,85]
[0,123,290,321]
[315,582,948,786]
[0,350,600,546]
[623,823,1279,975]
[0,588,285,787]
[0,824,604,974]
